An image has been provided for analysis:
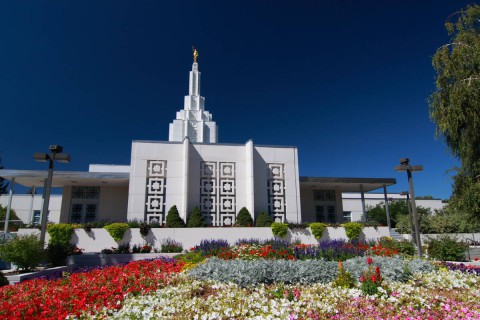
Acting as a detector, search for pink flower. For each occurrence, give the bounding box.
[360,276,365,282]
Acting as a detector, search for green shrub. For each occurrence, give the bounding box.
[161,238,183,253]
[378,236,415,256]
[166,205,186,228]
[309,222,327,239]
[127,219,142,228]
[271,222,289,238]
[104,223,130,241]
[187,206,206,227]
[255,211,273,227]
[174,251,206,264]
[426,235,467,261]
[236,207,254,227]
[332,261,355,289]
[343,222,363,241]
[0,234,46,271]
[47,223,75,246]
[139,222,151,236]
[0,272,8,287]
[46,243,76,266]
[0,205,22,231]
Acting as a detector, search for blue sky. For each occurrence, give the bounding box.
[0,1,472,199]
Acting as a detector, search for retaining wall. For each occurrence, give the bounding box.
[18,227,390,253]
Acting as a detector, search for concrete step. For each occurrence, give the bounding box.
[389,229,406,241]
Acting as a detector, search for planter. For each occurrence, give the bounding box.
[67,253,179,267]
[6,265,73,285]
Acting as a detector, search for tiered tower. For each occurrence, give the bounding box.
[168,48,218,143]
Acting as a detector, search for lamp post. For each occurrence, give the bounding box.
[395,158,423,257]
[34,145,70,246]
[399,191,416,245]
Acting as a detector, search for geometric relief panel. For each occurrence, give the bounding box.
[145,160,167,224]
[200,161,236,226]
[267,163,286,223]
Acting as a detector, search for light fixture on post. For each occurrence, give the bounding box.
[399,191,416,245]
[395,158,423,257]
[34,145,70,246]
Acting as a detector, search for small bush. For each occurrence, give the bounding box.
[333,261,355,289]
[47,243,76,266]
[0,234,46,271]
[166,205,186,228]
[104,223,130,242]
[378,237,415,256]
[255,211,273,227]
[161,238,183,253]
[343,222,363,241]
[187,206,206,227]
[194,239,230,256]
[309,222,327,239]
[139,222,151,237]
[426,235,467,261]
[127,219,142,228]
[47,223,75,247]
[236,207,253,227]
[271,222,289,238]
[0,272,8,287]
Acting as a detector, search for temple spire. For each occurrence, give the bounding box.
[193,46,198,63]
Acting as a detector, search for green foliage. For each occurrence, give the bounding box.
[0,234,46,271]
[174,251,206,264]
[255,211,273,227]
[187,206,206,228]
[104,223,130,241]
[0,272,8,287]
[309,222,326,239]
[139,222,151,236]
[0,205,21,231]
[429,4,480,219]
[394,205,433,234]
[166,205,186,228]
[47,223,75,246]
[271,222,289,238]
[378,237,415,256]
[161,238,183,253]
[343,222,363,241]
[236,207,253,227]
[426,235,467,261]
[332,261,355,289]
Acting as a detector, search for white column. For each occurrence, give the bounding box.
[3,178,15,234]
[293,147,302,223]
[360,184,366,222]
[182,138,190,222]
[28,186,36,224]
[245,140,255,219]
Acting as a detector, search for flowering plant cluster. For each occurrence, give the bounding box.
[213,244,296,260]
[359,256,383,295]
[437,261,480,275]
[90,270,480,319]
[0,258,184,319]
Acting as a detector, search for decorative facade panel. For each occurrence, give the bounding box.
[200,161,236,226]
[268,163,286,222]
[145,160,167,224]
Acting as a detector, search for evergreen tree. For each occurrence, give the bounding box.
[165,205,186,228]
[187,206,206,227]
[255,211,273,227]
[236,207,253,227]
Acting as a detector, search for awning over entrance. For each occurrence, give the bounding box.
[0,170,130,187]
[299,177,396,192]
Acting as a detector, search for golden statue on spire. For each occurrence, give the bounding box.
[193,46,199,62]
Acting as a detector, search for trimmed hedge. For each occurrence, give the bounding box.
[104,223,130,242]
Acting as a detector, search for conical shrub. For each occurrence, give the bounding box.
[236,207,253,227]
[166,205,186,228]
[187,206,206,227]
[255,211,273,227]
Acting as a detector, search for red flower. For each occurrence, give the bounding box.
[366,257,373,265]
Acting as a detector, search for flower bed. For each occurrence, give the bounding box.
[0,257,184,319]
[1,238,480,319]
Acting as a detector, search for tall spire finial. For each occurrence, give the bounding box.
[192,46,198,62]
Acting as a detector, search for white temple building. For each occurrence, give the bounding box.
[0,52,404,227]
